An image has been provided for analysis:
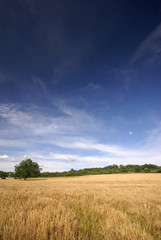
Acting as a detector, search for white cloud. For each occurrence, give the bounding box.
[0,102,99,138]
[0,155,16,162]
[86,83,102,90]
[0,161,17,172]
[132,22,161,66]
[17,145,161,172]
[0,102,161,171]
[52,139,149,158]
[80,83,102,93]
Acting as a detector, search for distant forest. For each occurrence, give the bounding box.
[40,164,161,177]
[1,164,161,179]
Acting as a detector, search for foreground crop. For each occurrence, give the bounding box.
[0,174,161,240]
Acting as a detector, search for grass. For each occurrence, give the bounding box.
[0,174,161,240]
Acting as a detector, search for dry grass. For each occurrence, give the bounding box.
[0,174,161,240]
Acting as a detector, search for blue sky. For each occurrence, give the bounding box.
[0,0,161,171]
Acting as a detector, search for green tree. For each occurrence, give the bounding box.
[134,165,141,173]
[0,171,7,179]
[14,158,41,180]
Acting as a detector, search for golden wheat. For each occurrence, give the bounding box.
[0,173,161,240]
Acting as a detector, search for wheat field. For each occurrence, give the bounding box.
[0,174,161,240]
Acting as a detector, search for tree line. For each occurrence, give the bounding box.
[0,159,161,180]
[40,164,161,177]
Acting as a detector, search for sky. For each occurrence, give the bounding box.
[0,0,161,172]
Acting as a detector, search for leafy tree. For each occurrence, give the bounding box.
[134,165,141,173]
[14,158,41,180]
[0,171,7,179]
[157,167,161,173]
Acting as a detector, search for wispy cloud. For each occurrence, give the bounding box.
[0,101,100,157]
[16,128,161,171]
[85,83,102,91]
[0,102,99,137]
[131,22,161,66]
[52,139,153,159]
[0,155,16,162]
[23,139,161,171]
[1,101,161,171]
